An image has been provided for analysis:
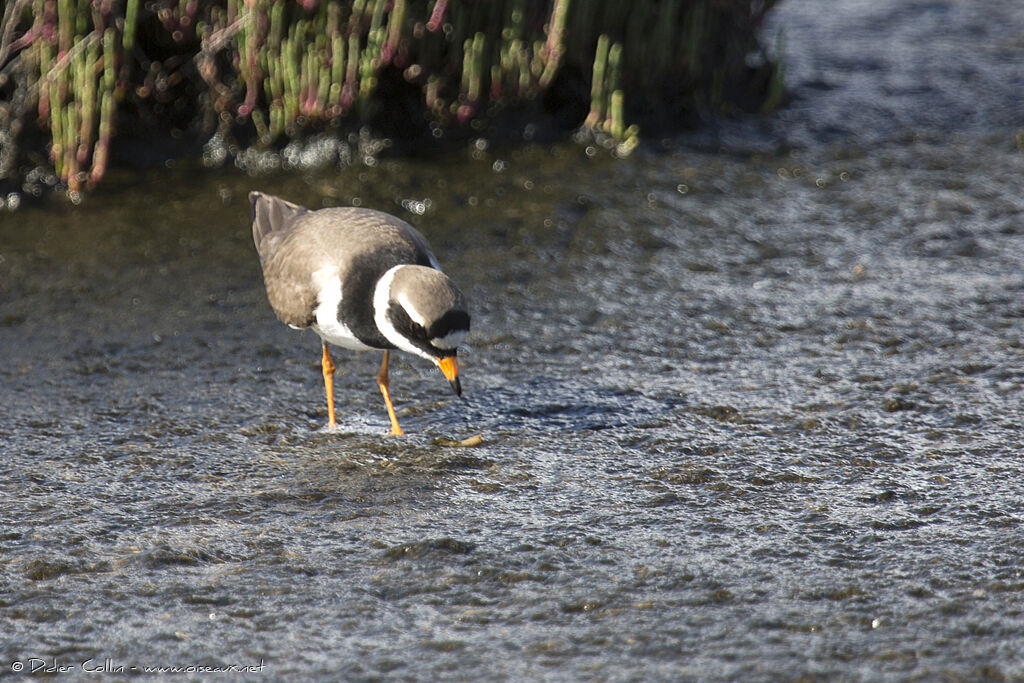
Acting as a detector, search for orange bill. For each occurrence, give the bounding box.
[437,356,462,396]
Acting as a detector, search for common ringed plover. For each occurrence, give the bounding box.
[250,192,470,435]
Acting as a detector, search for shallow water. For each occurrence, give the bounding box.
[2,0,1024,680]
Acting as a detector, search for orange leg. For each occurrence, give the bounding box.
[321,342,337,428]
[376,350,404,435]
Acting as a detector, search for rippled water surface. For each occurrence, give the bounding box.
[2,1,1024,680]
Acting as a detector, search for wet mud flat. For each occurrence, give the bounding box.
[3,0,1024,680]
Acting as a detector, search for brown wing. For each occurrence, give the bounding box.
[250,191,309,268]
[310,207,440,270]
[251,192,319,327]
[250,194,440,330]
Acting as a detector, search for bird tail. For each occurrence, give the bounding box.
[250,192,309,266]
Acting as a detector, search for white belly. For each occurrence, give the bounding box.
[311,267,374,351]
